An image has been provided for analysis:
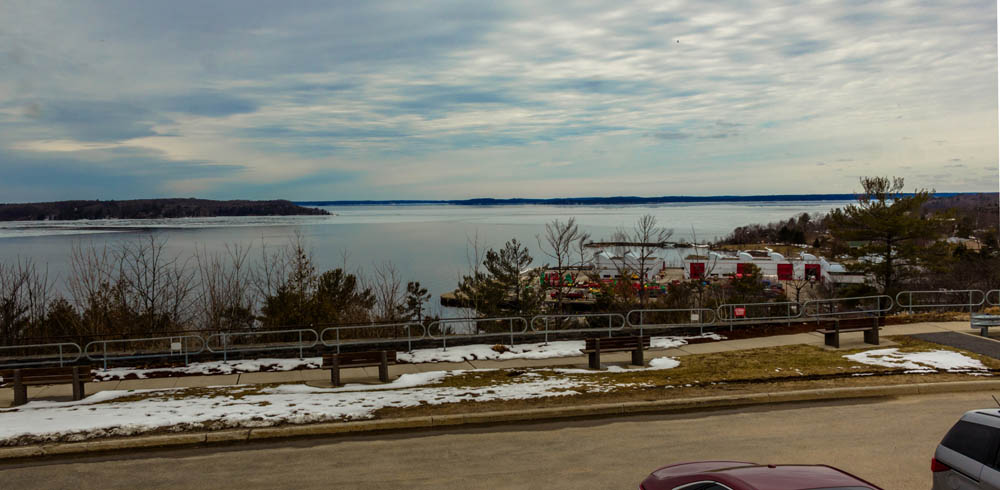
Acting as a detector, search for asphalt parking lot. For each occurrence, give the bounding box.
[2,389,992,490]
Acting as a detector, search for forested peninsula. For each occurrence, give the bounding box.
[0,199,329,221]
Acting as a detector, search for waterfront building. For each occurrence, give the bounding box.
[682,250,866,285]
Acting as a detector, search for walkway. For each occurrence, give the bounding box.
[912,331,1000,359]
[0,320,981,408]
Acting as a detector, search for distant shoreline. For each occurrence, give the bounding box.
[297,192,983,207]
[0,199,329,222]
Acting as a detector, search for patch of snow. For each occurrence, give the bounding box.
[845,348,989,372]
[263,371,452,394]
[94,357,322,381]
[398,341,583,363]
[648,357,681,369]
[0,368,620,444]
[398,334,721,364]
[552,356,680,374]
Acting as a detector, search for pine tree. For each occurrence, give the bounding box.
[828,176,945,294]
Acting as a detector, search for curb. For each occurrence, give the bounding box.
[2,379,999,461]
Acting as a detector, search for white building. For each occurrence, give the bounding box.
[591,251,665,282]
[682,250,865,284]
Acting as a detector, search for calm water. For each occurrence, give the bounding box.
[0,202,851,317]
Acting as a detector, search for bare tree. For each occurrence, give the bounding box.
[0,258,52,344]
[68,240,115,337]
[537,217,584,313]
[370,261,404,321]
[785,276,816,304]
[624,215,673,306]
[115,235,197,333]
[195,243,256,332]
[67,236,197,336]
[575,231,592,271]
[456,230,489,317]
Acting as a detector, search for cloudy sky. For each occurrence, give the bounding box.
[1,0,997,201]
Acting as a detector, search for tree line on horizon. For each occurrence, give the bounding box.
[0,198,328,221]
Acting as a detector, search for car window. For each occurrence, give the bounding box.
[942,420,1000,465]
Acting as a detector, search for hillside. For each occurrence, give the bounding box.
[0,199,330,221]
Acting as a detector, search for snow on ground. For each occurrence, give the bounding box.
[845,348,989,373]
[398,334,723,364]
[0,364,669,444]
[552,356,680,374]
[91,334,722,380]
[94,358,322,381]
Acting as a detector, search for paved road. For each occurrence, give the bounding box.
[914,331,1000,359]
[1,391,993,490]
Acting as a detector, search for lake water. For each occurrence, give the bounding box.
[0,201,851,317]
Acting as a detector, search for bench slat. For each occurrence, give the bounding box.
[322,351,397,368]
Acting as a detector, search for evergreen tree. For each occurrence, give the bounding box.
[403,281,431,323]
[828,176,945,294]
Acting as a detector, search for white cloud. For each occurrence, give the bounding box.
[0,0,995,200]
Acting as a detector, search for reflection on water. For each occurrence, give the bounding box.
[0,202,850,318]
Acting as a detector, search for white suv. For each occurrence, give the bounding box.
[933,409,1000,489]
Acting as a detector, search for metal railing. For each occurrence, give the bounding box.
[529,313,627,342]
[320,322,424,353]
[426,317,529,349]
[716,301,803,329]
[0,343,83,369]
[206,329,319,361]
[895,290,986,313]
[802,295,893,318]
[4,287,1000,370]
[85,336,206,369]
[626,308,717,335]
[987,290,1000,307]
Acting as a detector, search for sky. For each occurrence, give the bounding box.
[1,0,997,202]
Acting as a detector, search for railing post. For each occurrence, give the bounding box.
[298,330,304,359]
[58,344,64,367]
[103,342,107,370]
[336,329,341,354]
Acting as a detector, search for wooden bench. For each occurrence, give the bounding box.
[0,366,91,406]
[322,350,397,387]
[580,335,651,370]
[972,314,1000,337]
[815,316,885,348]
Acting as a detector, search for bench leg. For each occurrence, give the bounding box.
[330,356,341,387]
[824,331,840,349]
[631,347,644,366]
[72,366,85,401]
[13,370,26,407]
[589,351,601,370]
[378,351,389,383]
[864,327,879,345]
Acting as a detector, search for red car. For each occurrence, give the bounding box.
[639,461,883,490]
